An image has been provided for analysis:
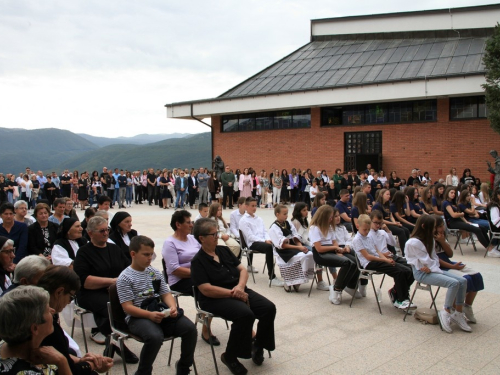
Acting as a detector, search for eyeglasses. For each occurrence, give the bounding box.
[0,248,15,255]
[372,221,383,226]
[68,292,76,302]
[97,228,109,234]
[202,231,219,239]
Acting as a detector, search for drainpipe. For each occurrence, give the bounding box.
[190,103,214,163]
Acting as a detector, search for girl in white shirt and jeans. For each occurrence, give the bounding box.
[405,215,471,333]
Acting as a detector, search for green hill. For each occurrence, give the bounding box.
[0,128,99,173]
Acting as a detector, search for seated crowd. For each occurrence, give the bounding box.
[0,164,496,374]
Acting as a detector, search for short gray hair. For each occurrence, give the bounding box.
[0,286,49,345]
[13,255,50,284]
[1,239,14,251]
[192,218,218,244]
[14,200,28,209]
[94,210,109,220]
[87,216,108,232]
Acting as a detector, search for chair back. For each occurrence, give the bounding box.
[108,283,129,332]
[192,285,201,309]
[486,207,500,233]
[162,258,169,284]
[239,230,248,249]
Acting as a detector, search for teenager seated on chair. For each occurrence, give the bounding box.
[269,204,316,292]
[191,218,276,375]
[405,215,471,334]
[116,236,197,375]
[367,210,412,303]
[335,189,353,232]
[310,205,361,305]
[239,197,284,287]
[433,216,484,324]
[352,214,416,310]
[486,188,500,258]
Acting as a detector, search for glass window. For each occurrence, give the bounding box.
[388,102,412,123]
[255,112,274,131]
[238,117,255,131]
[321,107,343,126]
[365,104,387,124]
[450,97,477,119]
[292,109,311,128]
[274,111,293,129]
[413,100,437,121]
[343,105,364,124]
[222,115,238,132]
[478,96,488,118]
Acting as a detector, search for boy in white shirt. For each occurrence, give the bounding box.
[194,203,209,222]
[229,197,246,240]
[352,214,416,310]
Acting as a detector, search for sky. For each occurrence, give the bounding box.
[0,0,496,137]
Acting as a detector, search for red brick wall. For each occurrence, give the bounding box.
[212,98,499,182]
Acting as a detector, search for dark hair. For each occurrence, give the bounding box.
[370,210,383,220]
[0,203,14,215]
[432,183,445,209]
[245,197,257,204]
[457,189,470,206]
[53,198,66,207]
[292,202,308,228]
[405,187,417,203]
[237,197,246,206]
[376,188,389,207]
[37,265,81,294]
[170,210,191,231]
[339,189,349,196]
[84,207,96,219]
[391,191,406,215]
[312,192,325,208]
[410,215,436,256]
[130,235,155,252]
[98,195,112,205]
[198,203,208,210]
[444,186,457,204]
[353,192,368,215]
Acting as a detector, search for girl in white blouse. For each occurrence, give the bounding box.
[405,215,471,333]
[208,202,240,257]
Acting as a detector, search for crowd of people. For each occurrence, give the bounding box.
[0,163,497,375]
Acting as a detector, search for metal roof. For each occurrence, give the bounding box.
[219,36,487,99]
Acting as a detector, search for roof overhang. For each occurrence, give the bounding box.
[166,74,486,120]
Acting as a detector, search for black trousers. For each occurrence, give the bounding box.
[387,224,411,255]
[249,242,276,279]
[188,189,197,207]
[222,186,234,208]
[448,218,490,248]
[77,291,111,336]
[134,185,142,203]
[200,288,276,359]
[313,249,361,290]
[365,261,414,301]
[147,185,155,204]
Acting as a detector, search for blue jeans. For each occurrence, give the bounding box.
[113,188,119,206]
[175,190,186,208]
[128,315,197,375]
[412,267,467,310]
[126,186,133,205]
[468,217,489,229]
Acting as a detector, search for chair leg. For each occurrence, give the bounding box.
[247,254,256,284]
[308,271,318,298]
[370,276,382,315]
[349,278,361,308]
[225,320,229,329]
[267,350,272,358]
[205,317,219,375]
[379,274,386,289]
[168,338,175,366]
[80,314,88,353]
[71,317,76,337]
[403,285,418,322]
[192,359,198,375]
[429,286,443,331]
[325,266,332,285]
[119,338,128,375]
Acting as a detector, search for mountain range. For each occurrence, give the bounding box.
[0,128,211,173]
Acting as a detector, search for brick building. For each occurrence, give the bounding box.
[166,4,500,182]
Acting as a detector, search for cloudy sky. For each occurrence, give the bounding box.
[0,0,494,137]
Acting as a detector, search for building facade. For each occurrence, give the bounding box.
[167,4,500,181]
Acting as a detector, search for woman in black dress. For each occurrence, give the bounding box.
[78,172,89,211]
[280,169,290,204]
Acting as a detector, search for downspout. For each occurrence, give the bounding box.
[190,103,214,163]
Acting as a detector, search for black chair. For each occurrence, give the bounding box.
[485,208,500,257]
[239,230,256,283]
[107,284,197,375]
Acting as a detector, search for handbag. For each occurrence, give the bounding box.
[413,308,438,325]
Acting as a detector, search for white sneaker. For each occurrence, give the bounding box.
[344,287,362,299]
[329,289,342,305]
[90,331,106,345]
[398,299,417,310]
[270,277,284,287]
[316,281,329,291]
[247,265,259,273]
[438,310,453,333]
[463,305,477,324]
[451,311,472,332]
[358,285,367,297]
[487,248,500,258]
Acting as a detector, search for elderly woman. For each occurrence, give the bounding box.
[161,210,217,345]
[2,255,50,295]
[73,216,137,363]
[191,218,276,374]
[0,236,15,293]
[38,265,114,375]
[14,200,35,225]
[0,286,72,375]
[51,218,88,269]
[27,203,59,259]
[0,203,28,263]
[109,212,138,261]
[63,199,79,220]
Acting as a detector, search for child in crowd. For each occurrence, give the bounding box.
[269,204,316,292]
[194,203,209,222]
[352,214,416,310]
[405,215,471,333]
[208,202,240,257]
[311,192,326,218]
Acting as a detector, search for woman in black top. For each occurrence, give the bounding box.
[109,211,138,261]
[38,266,113,375]
[191,218,276,374]
[0,175,8,205]
[388,171,401,190]
[52,218,88,269]
[73,216,137,363]
[280,169,290,204]
[44,176,58,209]
[27,203,58,260]
[78,172,89,211]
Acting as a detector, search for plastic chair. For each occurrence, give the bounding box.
[70,301,93,353]
[349,254,386,314]
[403,282,442,331]
[107,284,197,375]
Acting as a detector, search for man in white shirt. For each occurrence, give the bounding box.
[239,197,284,287]
[229,197,246,239]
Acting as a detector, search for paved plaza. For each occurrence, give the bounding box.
[63,204,500,374]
